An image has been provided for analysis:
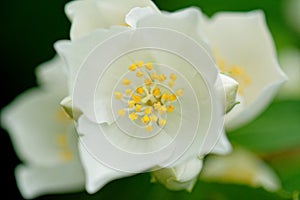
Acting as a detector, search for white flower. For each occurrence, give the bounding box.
[204,11,287,131]
[200,147,281,192]
[1,56,85,199]
[65,0,159,40]
[277,47,300,99]
[56,6,239,193]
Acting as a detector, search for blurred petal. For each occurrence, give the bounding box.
[210,131,232,155]
[15,163,85,199]
[205,11,287,130]
[200,148,281,191]
[78,142,131,194]
[66,0,159,39]
[152,158,203,192]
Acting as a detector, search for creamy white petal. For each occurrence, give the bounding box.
[35,55,68,93]
[15,163,85,199]
[78,142,131,194]
[126,7,211,53]
[210,131,232,155]
[220,74,239,113]
[1,88,73,166]
[205,11,287,130]
[200,148,281,191]
[65,0,159,39]
[277,47,300,99]
[152,158,203,191]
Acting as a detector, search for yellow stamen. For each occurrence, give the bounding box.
[117,109,126,117]
[145,125,152,132]
[141,115,150,124]
[135,104,142,112]
[168,80,175,87]
[128,100,135,108]
[161,93,169,101]
[56,134,68,147]
[136,71,143,78]
[170,73,177,81]
[153,102,161,110]
[158,119,167,127]
[144,107,152,115]
[125,89,132,96]
[122,78,131,86]
[145,62,153,70]
[136,87,144,94]
[129,112,138,121]
[144,78,152,86]
[136,61,143,68]
[176,89,184,96]
[151,73,159,80]
[152,88,161,96]
[168,94,176,102]
[114,92,122,100]
[167,105,174,113]
[158,74,166,82]
[60,150,73,161]
[132,94,141,103]
[151,114,158,122]
[128,64,137,71]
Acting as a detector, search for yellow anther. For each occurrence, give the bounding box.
[158,106,167,114]
[136,71,143,78]
[152,88,161,96]
[144,107,152,115]
[229,66,243,76]
[167,105,174,113]
[161,93,169,101]
[132,94,141,103]
[128,100,135,108]
[135,104,142,112]
[122,78,131,86]
[56,134,67,147]
[114,92,122,100]
[136,61,143,68]
[158,119,167,127]
[125,89,132,96]
[145,62,153,70]
[128,64,137,71]
[129,112,138,121]
[151,114,158,122]
[145,125,152,132]
[153,102,161,110]
[60,150,73,161]
[168,80,175,87]
[158,74,166,82]
[117,109,126,117]
[141,115,150,124]
[168,94,177,102]
[170,73,177,81]
[136,87,144,95]
[144,78,152,86]
[151,73,159,80]
[176,89,184,96]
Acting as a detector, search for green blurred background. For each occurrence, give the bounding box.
[0,0,299,199]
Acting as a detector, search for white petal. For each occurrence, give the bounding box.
[126,7,211,53]
[205,11,287,130]
[210,131,232,155]
[1,88,74,166]
[15,163,85,199]
[200,148,281,191]
[152,158,203,191]
[219,74,239,113]
[65,0,159,39]
[35,55,68,93]
[78,142,131,194]
[277,47,300,99]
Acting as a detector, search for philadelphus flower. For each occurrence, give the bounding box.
[56,3,239,193]
[1,57,85,199]
[203,11,288,131]
[200,147,281,192]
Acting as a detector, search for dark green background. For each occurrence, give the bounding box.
[0,0,299,199]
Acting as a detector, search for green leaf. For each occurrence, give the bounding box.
[228,101,300,153]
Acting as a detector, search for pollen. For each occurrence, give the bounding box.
[168,80,175,88]
[152,88,161,96]
[145,125,152,132]
[144,78,152,86]
[167,105,174,113]
[158,74,166,82]
[136,71,143,77]
[122,78,131,86]
[117,109,126,117]
[151,73,159,80]
[176,89,183,96]
[135,104,142,112]
[170,73,177,81]
[114,92,123,100]
[129,112,138,121]
[125,89,132,96]
[128,64,137,71]
[158,119,167,127]
[141,115,150,124]
[132,94,141,103]
[136,87,144,94]
[128,100,135,108]
[145,62,153,70]
[144,107,152,115]
[136,61,143,68]
[168,94,177,102]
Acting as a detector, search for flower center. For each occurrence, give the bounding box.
[113,61,184,132]
[214,50,251,94]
